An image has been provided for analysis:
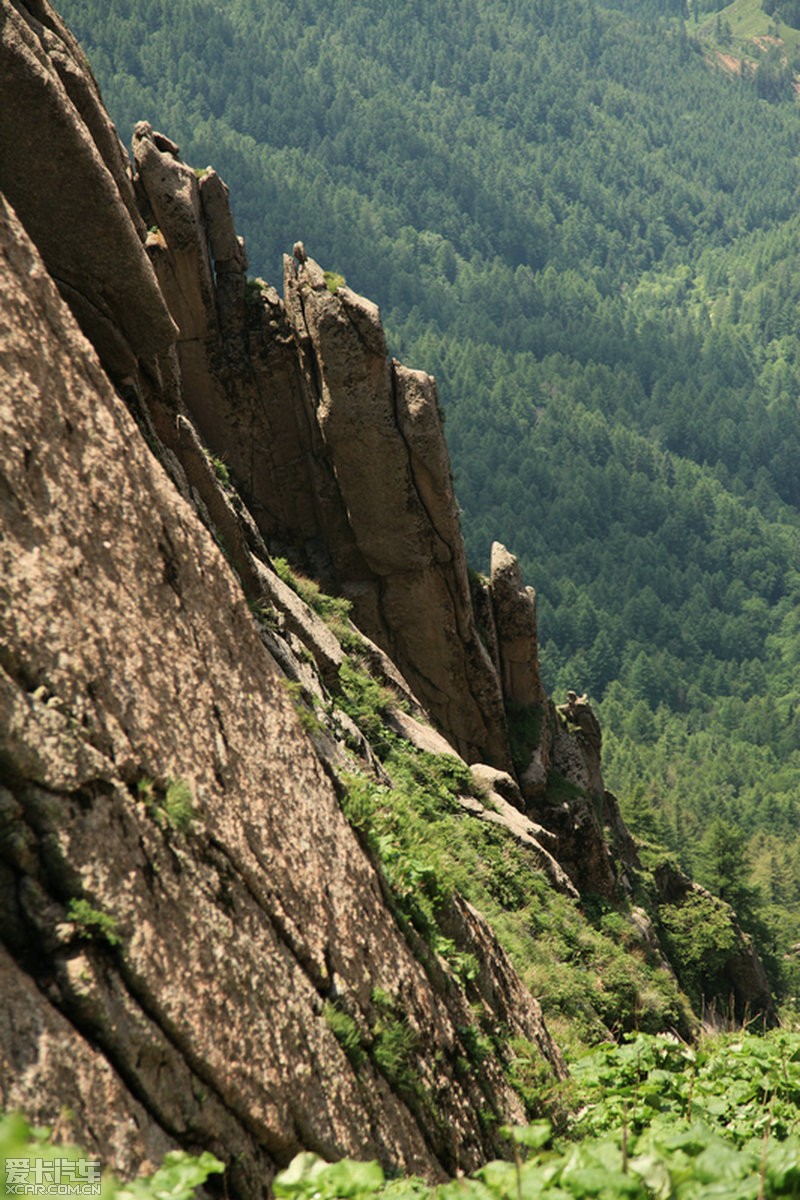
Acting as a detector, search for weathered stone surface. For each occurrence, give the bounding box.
[386,710,462,759]
[133,122,225,430]
[520,747,549,800]
[553,695,604,799]
[0,191,564,1186]
[456,793,579,899]
[251,559,345,690]
[534,724,618,898]
[489,543,547,712]
[0,2,176,376]
[470,763,526,810]
[282,254,512,769]
[0,944,175,1177]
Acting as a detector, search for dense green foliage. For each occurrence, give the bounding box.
[10,1032,800,1197]
[57,0,800,982]
[273,1031,800,1199]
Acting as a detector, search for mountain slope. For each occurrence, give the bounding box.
[53,0,800,979]
[1,5,780,1189]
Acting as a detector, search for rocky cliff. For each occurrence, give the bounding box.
[0,159,568,1190]
[0,0,775,1191]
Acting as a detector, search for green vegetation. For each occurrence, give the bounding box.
[272,555,362,648]
[658,892,739,1011]
[274,1030,800,1198]
[137,775,197,832]
[323,1000,367,1069]
[201,445,231,487]
[280,677,325,736]
[323,269,346,293]
[66,898,122,948]
[370,987,423,1101]
[256,562,691,1051]
[0,1111,223,1200]
[333,639,689,1051]
[248,596,280,631]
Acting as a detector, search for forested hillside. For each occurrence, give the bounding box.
[58,0,800,993]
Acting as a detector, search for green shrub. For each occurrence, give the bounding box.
[272,557,350,618]
[67,898,122,947]
[338,659,397,752]
[201,446,231,487]
[370,990,421,1099]
[248,598,281,631]
[323,270,346,293]
[280,678,324,736]
[163,778,196,831]
[324,1001,367,1070]
[137,776,196,833]
[658,891,738,1009]
[339,772,380,833]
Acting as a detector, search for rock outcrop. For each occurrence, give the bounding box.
[0,189,566,1188]
[131,120,514,772]
[654,862,775,1025]
[124,121,638,909]
[488,542,547,717]
[0,1,176,382]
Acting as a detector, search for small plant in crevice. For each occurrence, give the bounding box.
[280,678,325,736]
[323,1000,367,1070]
[201,446,231,487]
[67,898,122,948]
[323,269,346,293]
[137,775,197,833]
[457,1020,494,1069]
[370,988,422,1101]
[247,597,281,632]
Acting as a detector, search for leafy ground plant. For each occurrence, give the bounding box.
[273,1030,800,1199]
[0,1112,223,1200]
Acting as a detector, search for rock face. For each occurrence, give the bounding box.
[0,1,175,380]
[488,542,547,715]
[128,121,513,770]
[286,257,512,768]
[0,190,565,1188]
